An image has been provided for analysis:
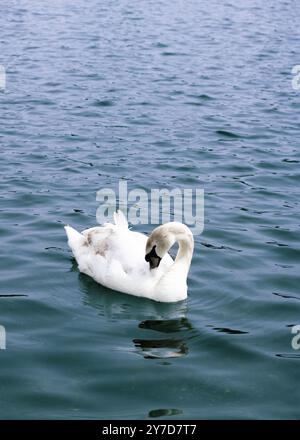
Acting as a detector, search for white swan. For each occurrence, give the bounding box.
[65,211,194,303]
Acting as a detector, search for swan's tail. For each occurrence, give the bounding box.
[113,210,128,229]
[64,225,87,258]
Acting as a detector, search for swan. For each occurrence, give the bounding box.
[65,211,194,303]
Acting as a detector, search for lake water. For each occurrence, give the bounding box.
[1,0,300,419]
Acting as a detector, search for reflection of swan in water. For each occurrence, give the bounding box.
[77,272,194,359]
[134,317,192,359]
[139,317,192,332]
[148,408,183,418]
[133,335,188,359]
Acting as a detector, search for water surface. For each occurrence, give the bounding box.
[1,0,300,419]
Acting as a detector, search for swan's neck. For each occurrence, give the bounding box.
[174,237,194,275]
[156,231,194,301]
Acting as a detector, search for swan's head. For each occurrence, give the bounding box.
[145,227,175,269]
[145,222,193,269]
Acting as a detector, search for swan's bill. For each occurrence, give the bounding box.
[145,245,161,269]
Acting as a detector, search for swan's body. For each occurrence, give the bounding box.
[65,211,194,302]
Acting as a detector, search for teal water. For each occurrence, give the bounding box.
[1,0,300,419]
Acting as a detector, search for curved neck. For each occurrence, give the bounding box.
[174,236,194,272]
[150,223,194,301]
[160,223,194,282]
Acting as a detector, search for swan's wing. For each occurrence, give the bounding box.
[79,210,129,259]
[81,225,113,256]
[65,224,127,282]
[66,218,147,276]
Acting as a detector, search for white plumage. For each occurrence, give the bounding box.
[65,210,194,302]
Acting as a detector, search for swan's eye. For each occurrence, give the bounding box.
[145,245,161,269]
